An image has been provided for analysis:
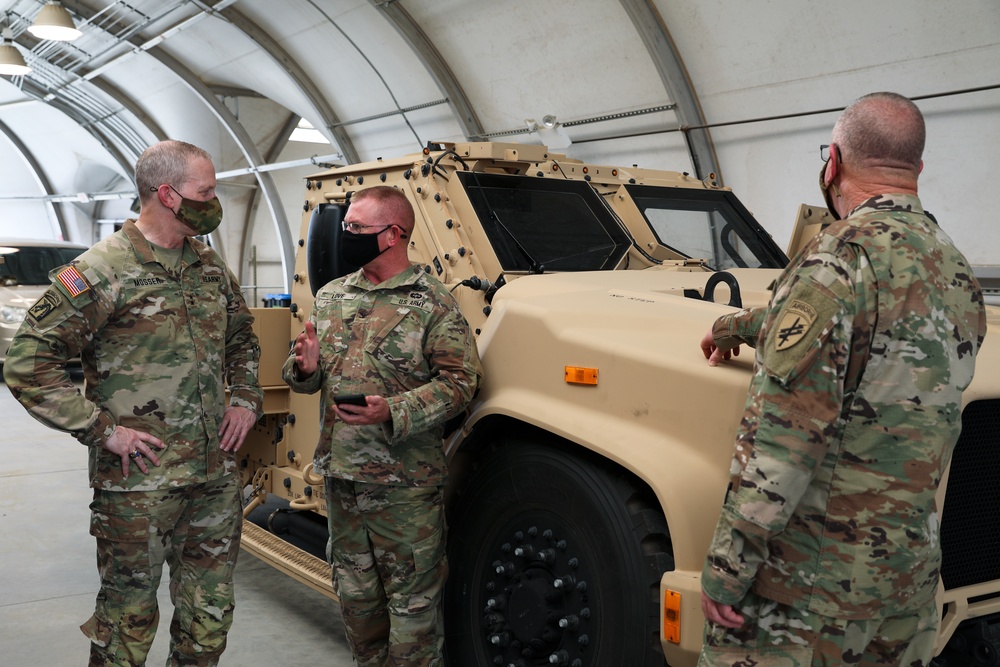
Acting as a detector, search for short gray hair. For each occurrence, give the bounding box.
[135,141,213,203]
[833,92,925,170]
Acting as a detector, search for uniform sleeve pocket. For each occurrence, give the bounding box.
[761,289,843,388]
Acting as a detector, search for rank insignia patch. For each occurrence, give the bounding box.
[775,299,817,351]
[56,265,91,297]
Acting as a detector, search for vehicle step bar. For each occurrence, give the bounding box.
[241,519,337,600]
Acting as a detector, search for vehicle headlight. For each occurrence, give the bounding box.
[0,304,27,324]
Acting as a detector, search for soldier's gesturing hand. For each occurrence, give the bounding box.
[293,321,320,376]
[106,425,164,476]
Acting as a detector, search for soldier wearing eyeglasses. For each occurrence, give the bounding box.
[283,185,483,666]
[698,93,987,665]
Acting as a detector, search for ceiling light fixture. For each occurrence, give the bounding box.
[533,114,572,149]
[0,27,30,76]
[28,2,81,42]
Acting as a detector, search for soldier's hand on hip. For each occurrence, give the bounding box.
[219,405,256,452]
[106,425,164,476]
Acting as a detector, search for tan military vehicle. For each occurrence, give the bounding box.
[238,141,1000,666]
[1,239,87,365]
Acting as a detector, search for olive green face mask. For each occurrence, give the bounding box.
[819,161,842,221]
[169,185,224,235]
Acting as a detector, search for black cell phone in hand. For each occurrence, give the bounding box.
[334,393,367,407]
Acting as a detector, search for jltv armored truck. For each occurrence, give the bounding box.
[1,239,87,365]
[237,141,1000,666]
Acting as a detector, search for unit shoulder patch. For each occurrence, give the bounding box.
[27,290,65,326]
[774,299,817,351]
[762,283,844,387]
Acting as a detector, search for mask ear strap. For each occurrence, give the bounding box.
[153,184,177,210]
[825,145,842,183]
[385,224,408,243]
[819,161,842,221]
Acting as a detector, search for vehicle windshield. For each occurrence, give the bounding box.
[627,184,787,270]
[0,245,84,286]
[458,172,631,272]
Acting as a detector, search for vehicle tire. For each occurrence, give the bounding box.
[444,438,672,666]
[306,203,357,294]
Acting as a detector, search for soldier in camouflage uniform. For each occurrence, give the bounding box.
[697,92,987,666]
[4,140,263,667]
[282,185,482,667]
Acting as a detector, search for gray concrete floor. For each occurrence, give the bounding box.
[0,377,356,666]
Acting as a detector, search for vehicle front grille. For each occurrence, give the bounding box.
[940,399,1000,591]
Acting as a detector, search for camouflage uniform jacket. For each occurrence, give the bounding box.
[3,219,263,492]
[702,194,987,619]
[282,264,482,487]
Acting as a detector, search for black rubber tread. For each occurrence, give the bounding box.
[444,438,672,666]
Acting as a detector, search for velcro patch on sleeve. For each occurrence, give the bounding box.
[774,300,817,351]
[25,289,80,333]
[27,290,65,325]
[763,286,842,386]
[55,265,91,297]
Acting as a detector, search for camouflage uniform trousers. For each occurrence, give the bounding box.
[324,477,448,667]
[81,474,242,667]
[698,590,939,667]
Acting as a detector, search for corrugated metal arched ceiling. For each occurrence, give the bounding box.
[1,0,998,298]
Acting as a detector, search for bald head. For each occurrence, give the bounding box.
[833,92,925,174]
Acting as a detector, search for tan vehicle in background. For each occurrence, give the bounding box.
[237,142,1000,667]
[0,239,87,366]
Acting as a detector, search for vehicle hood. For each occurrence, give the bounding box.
[0,284,46,307]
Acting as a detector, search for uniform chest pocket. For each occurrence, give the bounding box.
[192,290,229,344]
[365,309,427,381]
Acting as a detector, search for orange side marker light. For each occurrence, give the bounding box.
[664,590,681,644]
[564,366,598,385]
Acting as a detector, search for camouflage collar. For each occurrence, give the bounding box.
[343,263,426,292]
[849,193,924,219]
[122,218,213,269]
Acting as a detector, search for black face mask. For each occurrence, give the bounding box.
[340,227,390,267]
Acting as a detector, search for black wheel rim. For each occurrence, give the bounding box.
[473,509,599,667]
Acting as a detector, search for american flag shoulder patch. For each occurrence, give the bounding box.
[56,265,91,297]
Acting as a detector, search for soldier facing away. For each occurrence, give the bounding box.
[283,185,482,666]
[4,140,263,666]
[697,92,987,666]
